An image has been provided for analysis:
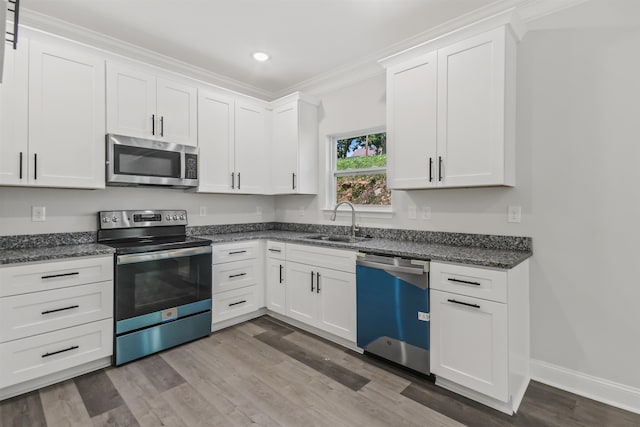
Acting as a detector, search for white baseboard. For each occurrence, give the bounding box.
[531,359,640,415]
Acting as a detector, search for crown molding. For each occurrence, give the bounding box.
[19,8,276,101]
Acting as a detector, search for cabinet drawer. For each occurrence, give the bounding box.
[265,240,286,260]
[213,259,259,294]
[430,262,507,303]
[286,243,356,273]
[0,319,113,388]
[0,256,113,297]
[0,281,113,343]
[212,241,259,264]
[212,285,262,324]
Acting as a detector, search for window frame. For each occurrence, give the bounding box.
[325,127,393,215]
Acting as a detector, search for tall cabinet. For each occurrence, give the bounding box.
[384,25,516,190]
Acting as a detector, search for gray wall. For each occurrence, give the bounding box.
[275,2,640,390]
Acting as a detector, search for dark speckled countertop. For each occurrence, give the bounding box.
[0,224,532,269]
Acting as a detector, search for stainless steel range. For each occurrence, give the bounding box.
[97,209,212,366]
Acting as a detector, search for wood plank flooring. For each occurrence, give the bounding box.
[1,316,639,427]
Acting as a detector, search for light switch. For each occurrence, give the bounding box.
[508,206,522,223]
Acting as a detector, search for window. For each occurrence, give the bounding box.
[330,131,391,208]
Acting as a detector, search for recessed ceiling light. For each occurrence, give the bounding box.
[253,52,270,62]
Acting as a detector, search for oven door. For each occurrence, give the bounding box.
[115,246,212,332]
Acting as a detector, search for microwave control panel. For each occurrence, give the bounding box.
[185,154,198,180]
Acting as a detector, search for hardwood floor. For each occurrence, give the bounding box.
[1,316,639,427]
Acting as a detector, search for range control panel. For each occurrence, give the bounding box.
[99,210,187,229]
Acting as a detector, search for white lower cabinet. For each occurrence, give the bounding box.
[429,260,530,414]
[430,289,508,401]
[265,257,286,316]
[0,255,114,395]
[212,241,264,328]
[283,244,356,342]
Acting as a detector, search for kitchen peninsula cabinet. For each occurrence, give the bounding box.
[106,61,198,146]
[385,25,516,190]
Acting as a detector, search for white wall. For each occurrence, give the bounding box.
[0,186,275,235]
[276,1,640,392]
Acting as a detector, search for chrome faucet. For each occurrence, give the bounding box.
[330,202,359,237]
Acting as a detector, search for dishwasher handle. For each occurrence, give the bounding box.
[356,259,426,276]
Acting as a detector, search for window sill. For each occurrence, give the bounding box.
[322,206,394,219]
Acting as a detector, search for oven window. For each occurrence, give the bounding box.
[115,252,212,321]
[114,145,181,178]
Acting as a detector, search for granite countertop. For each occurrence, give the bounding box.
[0,228,531,269]
[0,244,115,266]
[197,230,532,269]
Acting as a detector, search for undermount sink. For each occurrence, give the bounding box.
[303,234,369,243]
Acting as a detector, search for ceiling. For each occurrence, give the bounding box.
[22,0,514,97]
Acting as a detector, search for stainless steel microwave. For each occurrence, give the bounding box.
[106,134,198,188]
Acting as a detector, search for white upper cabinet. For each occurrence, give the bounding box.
[197,93,267,194]
[233,100,267,194]
[106,62,198,146]
[387,52,438,189]
[270,94,319,195]
[28,39,105,189]
[0,39,28,186]
[385,25,516,189]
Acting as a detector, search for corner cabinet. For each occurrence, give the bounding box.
[270,93,319,195]
[106,61,197,146]
[429,260,530,415]
[385,25,516,190]
[0,36,105,189]
[197,88,268,194]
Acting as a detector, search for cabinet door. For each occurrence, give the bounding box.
[430,289,508,401]
[266,258,286,315]
[106,62,156,139]
[437,27,506,187]
[28,40,105,189]
[0,39,28,185]
[234,101,267,194]
[284,262,316,326]
[316,268,356,341]
[387,52,438,189]
[197,90,235,193]
[271,102,299,194]
[156,77,198,146]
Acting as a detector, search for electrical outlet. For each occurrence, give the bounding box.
[408,205,417,220]
[422,206,431,220]
[199,206,207,216]
[508,206,522,223]
[31,206,46,222]
[299,206,305,217]
[256,206,262,215]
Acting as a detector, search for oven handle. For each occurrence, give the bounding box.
[116,246,212,265]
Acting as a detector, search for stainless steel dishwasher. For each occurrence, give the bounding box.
[356,253,430,375]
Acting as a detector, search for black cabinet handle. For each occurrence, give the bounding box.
[160,116,164,137]
[42,345,78,358]
[279,264,283,283]
[438,156,443,182]
[292,172,296,190]
[316,272,320,293]
[310,271,315,292]
[429,157,433,182]
[34,153,37,180]
[447,299,480,309]
[152,114,155,135]
[229,272,247,278]
[268,248,281,253]
[237,172,241,189]
[19,152,23,179]
[41,305,79,315]
[41,272,79,280]
[231,172,235,189]
[228,250,246,255]
[6,0,20,50]
[228,300,246,307]
[448,278,481,286]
